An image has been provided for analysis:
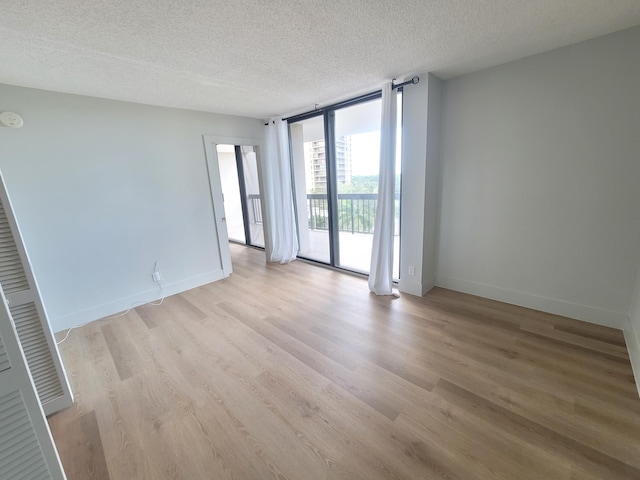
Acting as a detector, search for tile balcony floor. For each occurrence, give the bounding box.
[232,225,400,278]
[297,229,400,278]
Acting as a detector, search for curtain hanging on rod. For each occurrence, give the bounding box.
[265,117,298,263]
[368,82,398,296]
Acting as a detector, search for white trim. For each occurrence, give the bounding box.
[202,134,271,263]
[398,280,434,298]
[436,275,627,329]
[42,394,76,416]
[52,270,225,332]
[398,283,420,297]
[422,281,435,297]
[624,319,640,399]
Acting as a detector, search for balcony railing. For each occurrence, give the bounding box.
[308,193,400,234]
[247,194,263,224]
[248,193,399,234]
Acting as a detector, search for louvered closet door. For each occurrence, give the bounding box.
[0,172,72,415]
[0,285,67,479]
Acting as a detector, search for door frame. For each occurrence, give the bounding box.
[203,135,270,268]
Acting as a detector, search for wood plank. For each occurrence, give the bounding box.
[433,378,640,476]
[47,243,640,480]
[100,323,140,381]
[47,410,110,480]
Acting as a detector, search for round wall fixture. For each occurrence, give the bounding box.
[0,112,24,128]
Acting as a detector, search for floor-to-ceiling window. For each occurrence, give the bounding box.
[289,91,402,278]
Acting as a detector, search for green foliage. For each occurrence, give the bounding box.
[337,199,375,233]
[307,175,401,234]
[311,175,401,194]
[338,175,379,194]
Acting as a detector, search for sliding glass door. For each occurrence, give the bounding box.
[240,146,265,247]
[334,98,381,273]
[216,144,265,248]
[289,92,402,278]
[289,115,331,263]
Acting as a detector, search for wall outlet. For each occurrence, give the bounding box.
[152,271,162,282]
[408,265,415,276]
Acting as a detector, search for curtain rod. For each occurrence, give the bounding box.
[264,76,420,126]
[391,75,420,90]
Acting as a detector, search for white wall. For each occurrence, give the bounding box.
[627,270,640,396]
[399,74,442,296]
[422,75,442,293]
[0,83,264,331]
[437,26,640,328]
[398,76,428,296]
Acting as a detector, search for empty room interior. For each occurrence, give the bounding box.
[1,1,640,479]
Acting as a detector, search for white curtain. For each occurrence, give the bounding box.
[265,117,298,263]
[369,82,398,295]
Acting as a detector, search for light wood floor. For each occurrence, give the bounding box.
[49,244,640,479]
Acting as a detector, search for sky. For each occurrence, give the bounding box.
[350,129,402,176]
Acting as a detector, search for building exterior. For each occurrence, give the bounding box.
[305,136,352,192]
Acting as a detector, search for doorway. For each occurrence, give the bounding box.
[216,144,265,248]
[203,134,267,277]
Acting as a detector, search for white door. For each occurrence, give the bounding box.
[0,172,73,415]
[0,283,67,479]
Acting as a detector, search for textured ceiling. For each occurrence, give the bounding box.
[1,1,640,119]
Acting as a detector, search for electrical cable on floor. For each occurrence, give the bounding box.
[55,322,88,345]
[56,275,166,345]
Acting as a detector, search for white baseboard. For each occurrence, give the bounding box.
[624,321,640,399]
[398,278,435,297]
[52,270,227,333]
[435,276,628,330]
[399,283,422,297]
[422,280,435,297]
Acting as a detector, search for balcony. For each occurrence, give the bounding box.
[249,193,400,275]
